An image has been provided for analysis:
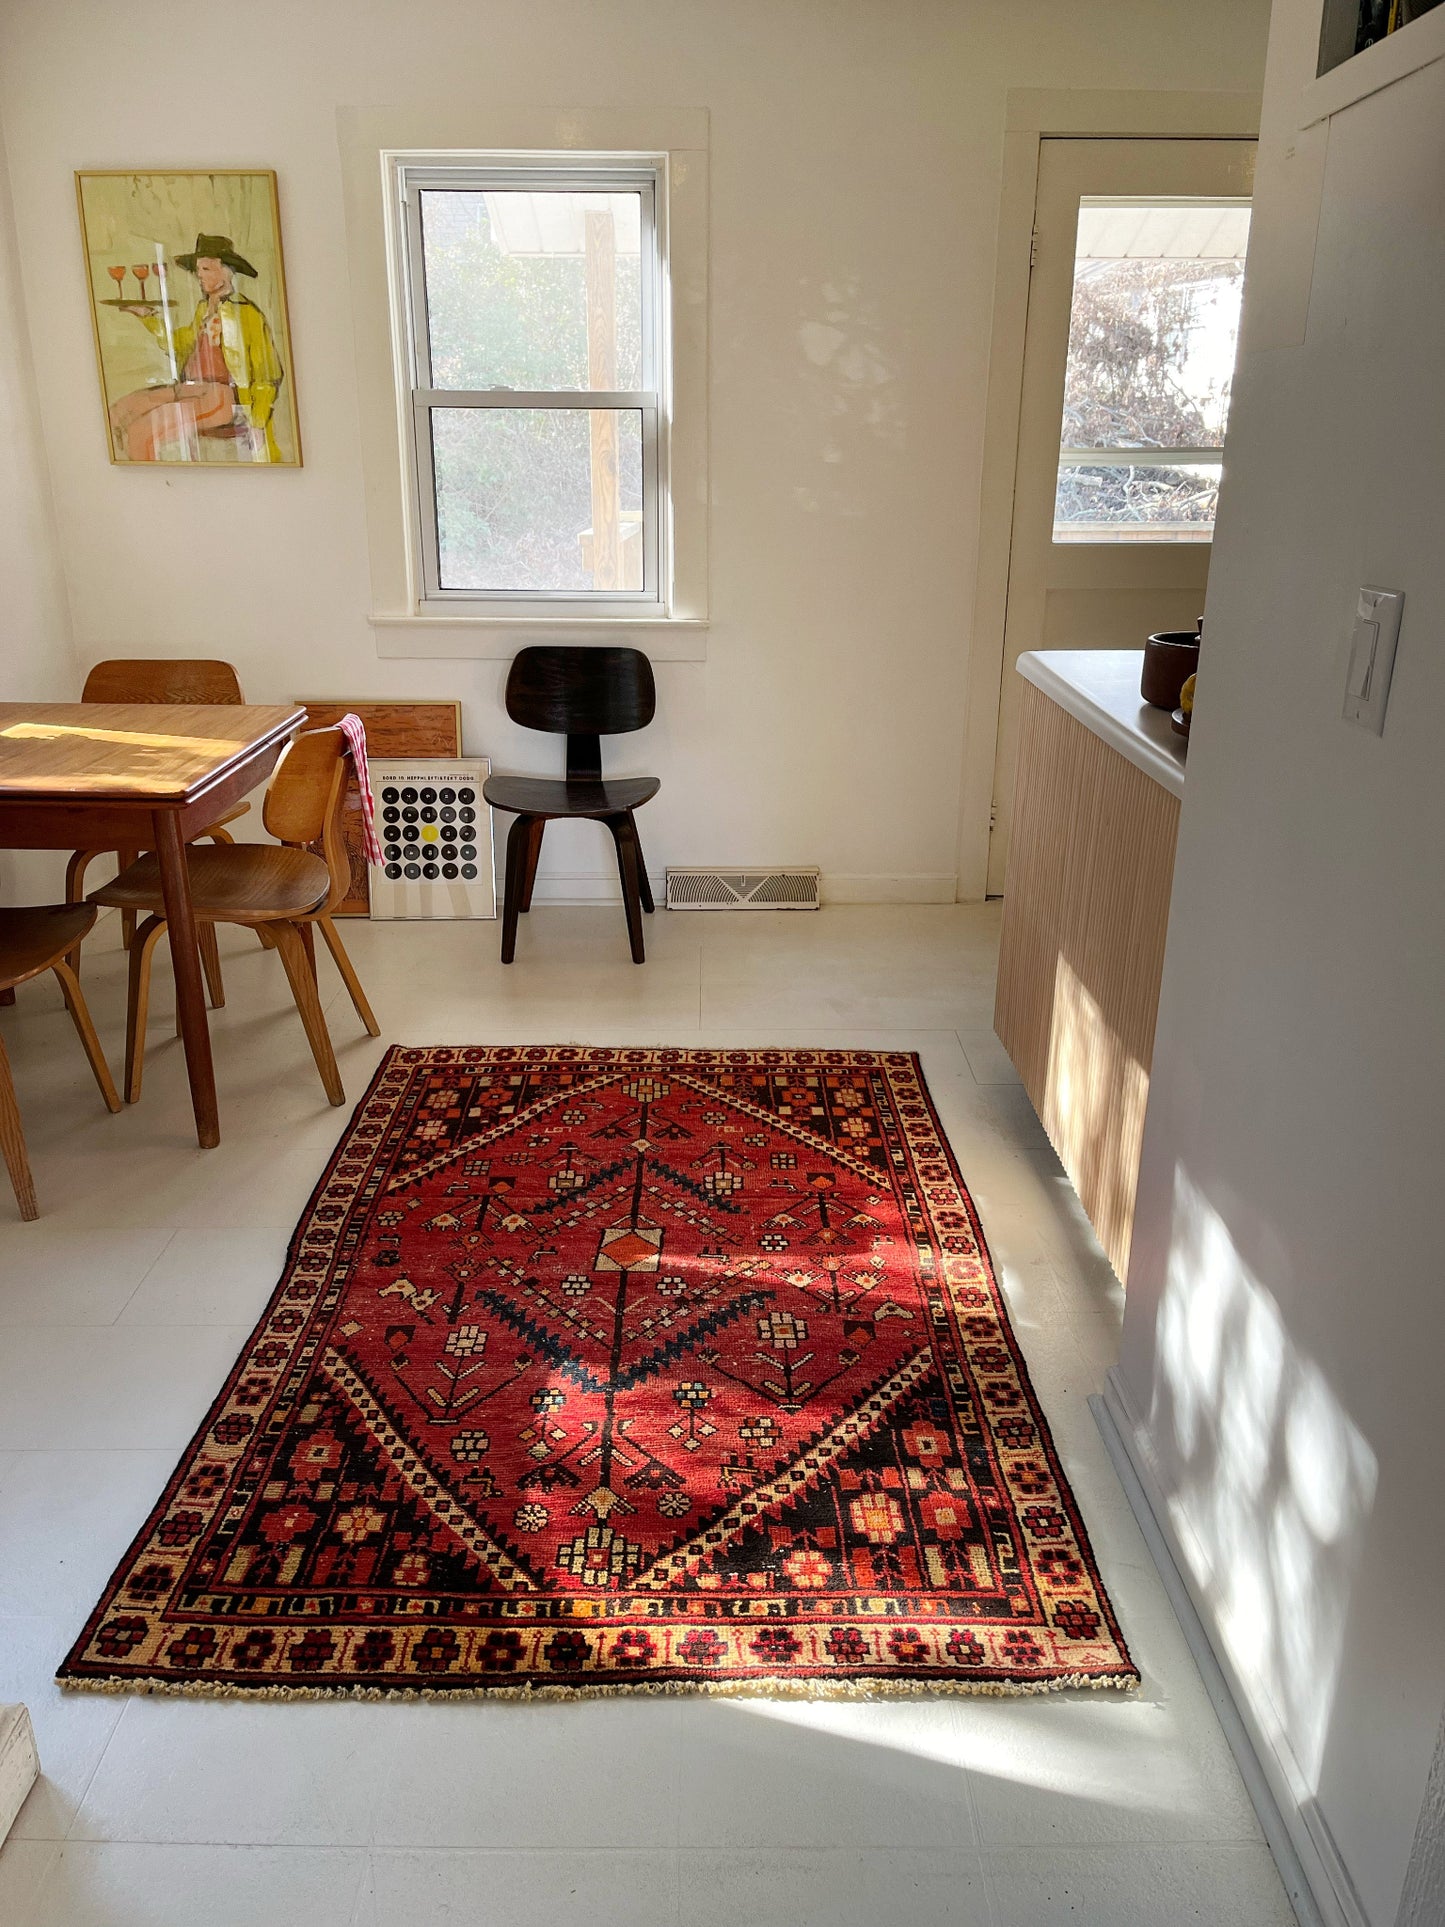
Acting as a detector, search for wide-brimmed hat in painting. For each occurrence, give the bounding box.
[173,233,257,277]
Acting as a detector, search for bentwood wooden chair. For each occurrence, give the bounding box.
[0,906,121,1220]
[90,727,380,1109]
[485,647,660,965]
[65,659,253,1004]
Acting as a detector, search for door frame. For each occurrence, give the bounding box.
[955,89,1260,903]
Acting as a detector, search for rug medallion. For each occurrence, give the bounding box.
[61,1046,1136,1698]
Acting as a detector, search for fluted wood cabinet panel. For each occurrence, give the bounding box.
[994,681,1180,1282]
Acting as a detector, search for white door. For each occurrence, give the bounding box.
[988,137,1255,895]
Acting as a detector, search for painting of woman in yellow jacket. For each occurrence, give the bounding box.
[108,233,288,463]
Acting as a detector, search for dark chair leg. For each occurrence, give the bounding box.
[608,815,646,965]
[500,815,530,964]
[518,818,546,912]
[628,813,655,914]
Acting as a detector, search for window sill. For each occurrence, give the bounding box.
[369,613,709,661]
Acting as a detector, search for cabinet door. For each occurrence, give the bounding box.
[994,684,1180,1281]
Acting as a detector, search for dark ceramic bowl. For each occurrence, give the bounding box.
[1142,630,1201,710]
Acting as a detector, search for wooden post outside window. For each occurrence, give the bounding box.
[584,206,620,591]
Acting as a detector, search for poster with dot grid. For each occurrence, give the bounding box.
[367,759,496,920]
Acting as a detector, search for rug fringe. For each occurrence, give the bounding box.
[57,1670,1138,1705]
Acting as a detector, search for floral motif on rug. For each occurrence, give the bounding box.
[61,1046,1136,1699]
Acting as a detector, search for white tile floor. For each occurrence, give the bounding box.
[0,904,1295,1925]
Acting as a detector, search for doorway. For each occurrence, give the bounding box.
[986,136,1255,895]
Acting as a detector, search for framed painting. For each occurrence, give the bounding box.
[76,169,301,467]
[294,700,464,914]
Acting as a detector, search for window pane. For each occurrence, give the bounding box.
[420,190,643,391]
[1054,461,1221,543]
[1054,201,1248,541]
[431,408,644,593]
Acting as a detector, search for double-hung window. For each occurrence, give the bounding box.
[398,160,664,608]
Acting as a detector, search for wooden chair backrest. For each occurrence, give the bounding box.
[82,659,245,705]
[263,727,351,908]
[504,646,655,782]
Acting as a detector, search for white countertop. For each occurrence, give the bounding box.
[1017,649,1187,799]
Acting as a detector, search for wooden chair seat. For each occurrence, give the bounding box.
[0,906,103,990]
[92,844,331,925]
[65,659,256,1004]
[0,905,121,1221]
[482,773,660,820]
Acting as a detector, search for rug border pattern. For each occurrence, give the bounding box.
[58,1046,1138,1701]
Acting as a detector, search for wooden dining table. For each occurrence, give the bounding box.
[0,701,305,1148]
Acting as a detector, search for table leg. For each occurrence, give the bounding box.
[153,809,219,1148]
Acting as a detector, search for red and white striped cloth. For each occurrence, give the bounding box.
[335,712,386,867]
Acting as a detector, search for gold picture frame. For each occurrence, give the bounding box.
[76,169,302,467]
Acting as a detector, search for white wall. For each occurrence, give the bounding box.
[0,103,76,899]
[1117,6,1445,1924]
[0,0,1269,902]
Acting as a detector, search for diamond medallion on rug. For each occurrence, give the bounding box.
[60,1047,1137,1699]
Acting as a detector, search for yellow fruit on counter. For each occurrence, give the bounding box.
[1179,673,1196,714]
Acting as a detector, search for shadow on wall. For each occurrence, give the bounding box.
[788,277,905,517]
[1149,1163,1377,1803]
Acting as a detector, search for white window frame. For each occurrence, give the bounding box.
[1051,194,1249,545]
[338,106,708,659]
[398,159,667,611]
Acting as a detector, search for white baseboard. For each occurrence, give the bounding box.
[0,1704,38,1843]
[525,870,959,907]
[1095,1374,1369,1927]
[820,872,957,904]
[526,871,665,907]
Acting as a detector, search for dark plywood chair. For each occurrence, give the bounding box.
[0,905,121,1220]
[91,728,379,1109]
[484,647,660,965]
[65,659,254,1003]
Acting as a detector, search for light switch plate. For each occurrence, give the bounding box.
[1343,586,1404,733]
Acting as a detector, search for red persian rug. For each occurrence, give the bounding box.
[61,1047,1136,1699]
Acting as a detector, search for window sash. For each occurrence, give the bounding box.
[414,390,656,409]
[415,399,660,601]
[1057,448,1223,467]
[399,163,664,607]
[1052,446,1222,543]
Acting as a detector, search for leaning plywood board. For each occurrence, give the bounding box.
[294,700,463,914]
[0,1704,38,1842]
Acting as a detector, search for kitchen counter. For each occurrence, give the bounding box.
[1016,649,1187,799]
[994,649,1185,1283]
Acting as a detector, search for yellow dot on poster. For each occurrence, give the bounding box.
[422,824,439,842]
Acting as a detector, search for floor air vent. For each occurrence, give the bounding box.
[666,867,821,911]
